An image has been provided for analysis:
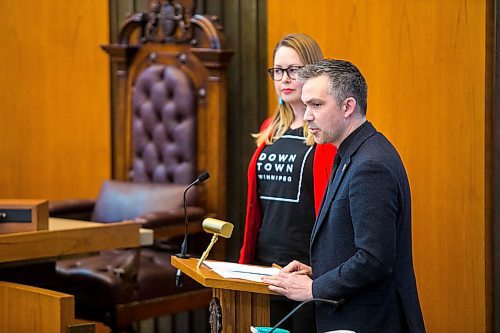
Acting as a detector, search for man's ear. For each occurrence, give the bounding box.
[344,97,357,118]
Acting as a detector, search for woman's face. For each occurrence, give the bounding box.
[273,46,304,106]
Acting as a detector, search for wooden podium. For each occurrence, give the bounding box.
[171,257,276,332]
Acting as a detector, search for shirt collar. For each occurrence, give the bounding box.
[337,121,368,159]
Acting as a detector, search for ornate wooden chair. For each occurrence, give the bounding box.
[49,1,232,331]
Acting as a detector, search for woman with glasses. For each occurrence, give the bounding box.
[239,33,337,332]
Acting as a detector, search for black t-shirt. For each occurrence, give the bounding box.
[254,127,316,266]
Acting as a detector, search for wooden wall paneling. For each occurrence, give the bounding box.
[198,0,224,15]
[0,1,111,200]
[0,282,77,333]
[135,0,150,12]
[268,1,491,332]
[171,0,268,261]
[485,1,494,331]
[110,0,135,43]
[221,0,268,262]
[218,0,243,263]
[493,0,500,330]
[109,0,137,180]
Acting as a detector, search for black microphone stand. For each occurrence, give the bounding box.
[175,171,210,287]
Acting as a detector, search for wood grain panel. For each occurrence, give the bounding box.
[269,1,490,332]
[217,289,236,333]
[0,281,76,333]
[0,219,140,264]
[221,0,269,262]
[251,292,270,327]
[0,1,110,200]
[236,291,252,332]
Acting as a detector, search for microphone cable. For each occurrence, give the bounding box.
[268,298,344,333]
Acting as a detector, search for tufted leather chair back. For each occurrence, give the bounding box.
[105,8,233,223]
[131,64,197,184]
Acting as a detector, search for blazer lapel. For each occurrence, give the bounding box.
[311,158,349,243]
[310,122,377,244]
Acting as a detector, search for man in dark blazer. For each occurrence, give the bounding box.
[263,59,426,332]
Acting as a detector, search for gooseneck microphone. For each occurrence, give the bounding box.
[175,171,210,287]
[268,298,344,333]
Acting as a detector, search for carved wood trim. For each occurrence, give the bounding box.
[117,0,226,50]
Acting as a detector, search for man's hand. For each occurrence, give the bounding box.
[281,260,312,277]
[262,261,313,301]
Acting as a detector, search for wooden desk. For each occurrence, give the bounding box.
[49,218,154,247]
[0,281,91,333]
[0,218,148,333]
[0,218,146,266]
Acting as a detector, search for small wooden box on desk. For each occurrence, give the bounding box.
[0,199,48,234]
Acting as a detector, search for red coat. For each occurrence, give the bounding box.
[238,121,336,264]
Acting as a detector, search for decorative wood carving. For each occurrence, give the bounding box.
[209,297,223,333]
[118,0,225,49]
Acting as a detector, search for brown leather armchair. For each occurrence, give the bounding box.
[50,181,210,330]
[49,1,233,331]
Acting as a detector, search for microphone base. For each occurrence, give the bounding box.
[175,253,191,259]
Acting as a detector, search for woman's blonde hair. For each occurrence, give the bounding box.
[254,33,324,146]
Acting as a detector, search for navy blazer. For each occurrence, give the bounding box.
[310,122,425,333]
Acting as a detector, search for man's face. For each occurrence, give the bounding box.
[302,75,346,146]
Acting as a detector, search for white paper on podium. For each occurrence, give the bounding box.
[203,260,280,282]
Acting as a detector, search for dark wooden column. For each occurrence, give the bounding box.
[199,0,268,261]
[493,0,500,330]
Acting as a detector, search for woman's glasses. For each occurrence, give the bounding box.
[267,66,303,81]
